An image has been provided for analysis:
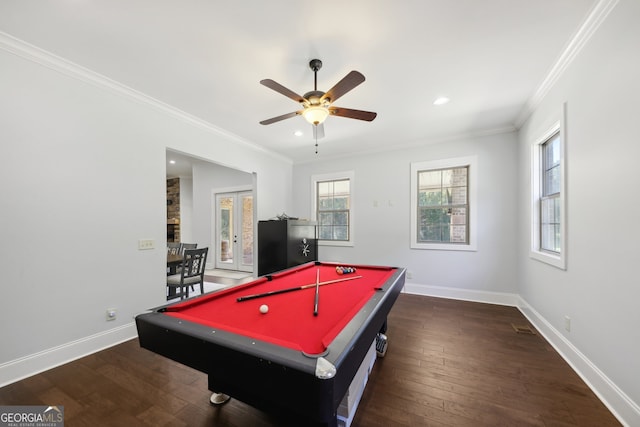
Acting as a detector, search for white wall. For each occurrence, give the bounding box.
[292,131,519,301]
[516,0,640,423]
[0,39,291,384]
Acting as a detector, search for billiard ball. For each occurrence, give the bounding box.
[259,304,269,314]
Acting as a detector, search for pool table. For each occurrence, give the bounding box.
[136,261,405,426]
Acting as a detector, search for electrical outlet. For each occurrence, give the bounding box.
[106,308,117,321]
[406,271,413,279]
[564,315,571,332]
[138,239,155,250]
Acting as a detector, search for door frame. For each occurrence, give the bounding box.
[212,185,255,273]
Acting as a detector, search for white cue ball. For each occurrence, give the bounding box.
[259,304,269,314]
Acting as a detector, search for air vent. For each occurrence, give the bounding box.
[511,324,536,335]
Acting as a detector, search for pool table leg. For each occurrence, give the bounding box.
[209,392,231,405]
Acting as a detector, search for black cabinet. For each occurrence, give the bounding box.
[258,220,317,276]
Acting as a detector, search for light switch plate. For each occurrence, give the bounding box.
[138,239,155,250]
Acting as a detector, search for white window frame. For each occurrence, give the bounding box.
[530,104,567,269]
[311,171,355,247]
[410,156,477,251]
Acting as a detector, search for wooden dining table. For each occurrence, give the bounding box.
[167,253,183,275]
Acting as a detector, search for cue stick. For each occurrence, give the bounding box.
[313,268,320,316]
[236,275,363,302]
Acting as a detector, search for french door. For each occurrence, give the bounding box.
[215,191,254,272]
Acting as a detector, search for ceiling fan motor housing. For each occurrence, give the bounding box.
[303,90,328,107]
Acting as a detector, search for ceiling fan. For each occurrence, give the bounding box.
[259,59,377,141]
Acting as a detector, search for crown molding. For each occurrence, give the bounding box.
[514,0,620,128]
[0,31,292,165]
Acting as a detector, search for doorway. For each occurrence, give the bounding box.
[215,191,254,272]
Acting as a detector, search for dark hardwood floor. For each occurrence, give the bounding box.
[0,294,620,426]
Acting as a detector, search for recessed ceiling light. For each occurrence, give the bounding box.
[294,130,303,137]
[169,160,176,164]
[433,97,450,106]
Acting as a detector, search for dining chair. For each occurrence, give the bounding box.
[180,243,197,253]
[167,242,182,255]
[167,247,208,300]
[167,242,183,275]
[177,243,197,289]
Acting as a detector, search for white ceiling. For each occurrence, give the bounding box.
[1,0,598,164]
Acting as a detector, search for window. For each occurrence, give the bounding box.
[530,106,566,269]
[417,167,469,243]
[411,156,477,251]
[541,134,561,253]
[317,179,350,241]
[312,171,354,246]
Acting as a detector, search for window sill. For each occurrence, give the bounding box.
[530,250,566,270]
[411,241,477,251]
[319,240,354,248]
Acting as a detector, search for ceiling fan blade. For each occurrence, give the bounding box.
[259,111,301,125]
[260,79,305,103]
[321,71,365,103]
[329,107,377,122]
[312,123,325,139]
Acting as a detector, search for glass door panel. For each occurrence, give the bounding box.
[239,192,254,271]
[218,195,234,267]
[215,191,253,272]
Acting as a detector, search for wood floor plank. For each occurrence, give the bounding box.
[0,294,621,426]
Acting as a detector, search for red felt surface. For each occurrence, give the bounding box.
[165,263,396,355]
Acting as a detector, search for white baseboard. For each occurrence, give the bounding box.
[0,323,137,388]
[517,297,639,427]
[402,283,638,426]
[403,282,520,306]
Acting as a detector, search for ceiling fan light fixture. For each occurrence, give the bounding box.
[303,106,330,125]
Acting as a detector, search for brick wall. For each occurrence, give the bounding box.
[166,178,181,242]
